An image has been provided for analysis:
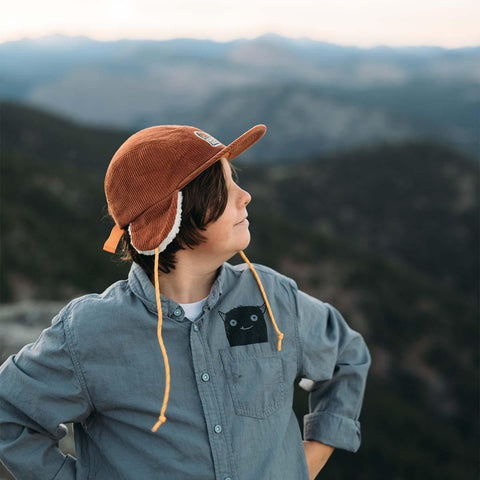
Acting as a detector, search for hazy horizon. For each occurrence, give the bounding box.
[2,0,479,48]
[1,32,478,50]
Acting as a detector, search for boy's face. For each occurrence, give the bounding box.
[198,157,252,259]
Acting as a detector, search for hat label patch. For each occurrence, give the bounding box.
[194,130,221,147]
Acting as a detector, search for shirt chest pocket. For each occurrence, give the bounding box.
[219,345,286,419]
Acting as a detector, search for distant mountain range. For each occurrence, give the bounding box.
[0,101,478,479]
[0,34,478,161]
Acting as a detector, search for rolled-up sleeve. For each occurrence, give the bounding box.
[292,283,371,452]
[0,306,93,479]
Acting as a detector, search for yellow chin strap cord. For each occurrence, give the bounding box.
[239,251,284,352]
[151,249,284,432]
[151,247,171,432]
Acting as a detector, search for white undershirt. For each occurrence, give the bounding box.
[179,296,209,322]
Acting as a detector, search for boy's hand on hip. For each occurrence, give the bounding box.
[302,440,335,479]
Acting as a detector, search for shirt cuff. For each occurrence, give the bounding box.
[303,411,362,452]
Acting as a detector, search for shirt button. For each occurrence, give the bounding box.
[214,424,222,434]
[192,324,199,332]
[201,372,210,382]
[173,308,182,317]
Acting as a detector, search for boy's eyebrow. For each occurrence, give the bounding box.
[223,164,233,189]
[230,163,240,182]
[223,159,240,188]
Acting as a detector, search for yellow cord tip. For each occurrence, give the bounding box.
[151,415,167,432]
[277,333,284,351]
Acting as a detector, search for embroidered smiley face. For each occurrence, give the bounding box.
[219,304,268,346]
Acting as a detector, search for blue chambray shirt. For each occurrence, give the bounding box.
[0,260,371,480]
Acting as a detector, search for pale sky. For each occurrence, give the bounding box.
[1,0,479,47]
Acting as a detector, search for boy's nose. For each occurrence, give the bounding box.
[242,189,252,206]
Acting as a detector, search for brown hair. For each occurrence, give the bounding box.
[118,159,239,278]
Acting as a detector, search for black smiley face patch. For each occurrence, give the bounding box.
[219,304,268,346]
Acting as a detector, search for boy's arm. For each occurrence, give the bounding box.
[291,283,371,454]
[0,308,93,480]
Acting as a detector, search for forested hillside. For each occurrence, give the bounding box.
[0,101,478,479]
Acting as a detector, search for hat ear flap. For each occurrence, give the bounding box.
[128,190,183,255]
[155,190,183,253]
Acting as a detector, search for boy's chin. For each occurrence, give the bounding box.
[238,233,251,251]
[226,237,251,259]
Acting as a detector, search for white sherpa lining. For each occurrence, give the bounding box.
[129,190,183,256]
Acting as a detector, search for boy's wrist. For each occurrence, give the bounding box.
[302,440,335,479]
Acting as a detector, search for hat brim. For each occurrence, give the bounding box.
[181,124,266,187]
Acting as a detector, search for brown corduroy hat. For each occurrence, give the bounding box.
[103,124,266,255]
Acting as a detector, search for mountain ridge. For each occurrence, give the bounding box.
[1,34,477,158]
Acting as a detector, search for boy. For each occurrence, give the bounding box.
[0,124,371,480]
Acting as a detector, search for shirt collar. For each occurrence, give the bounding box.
[128,261,226,320]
